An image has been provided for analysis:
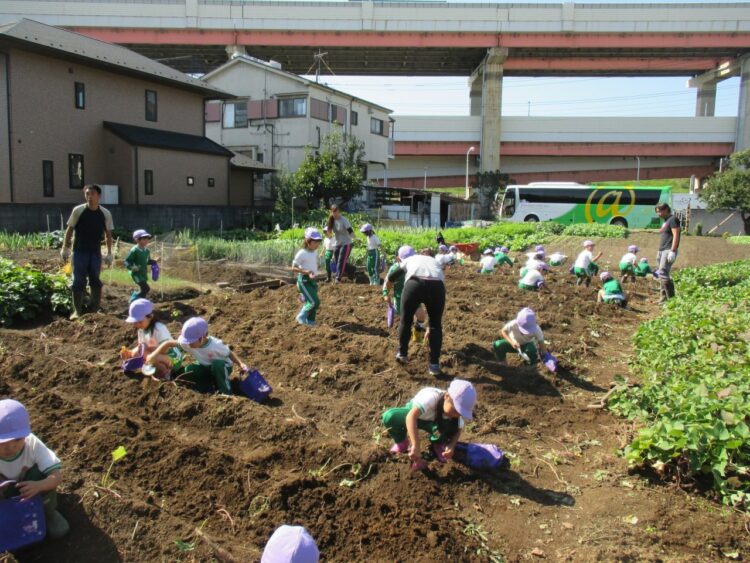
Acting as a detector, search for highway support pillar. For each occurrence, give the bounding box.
[737,56,750,151]
[469,48,508,174]
[695,82,717,117]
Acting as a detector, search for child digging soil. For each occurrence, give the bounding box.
[382,380,477,470]
[120,298,182,380]
[492,307,549,365]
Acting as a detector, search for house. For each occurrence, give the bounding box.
[203,51,394,208]
[0,19,263,217]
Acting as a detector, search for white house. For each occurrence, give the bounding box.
[203,53,393,206]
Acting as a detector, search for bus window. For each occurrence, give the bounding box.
[500,188,515,218]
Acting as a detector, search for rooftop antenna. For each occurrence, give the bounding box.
[305,50,336,83]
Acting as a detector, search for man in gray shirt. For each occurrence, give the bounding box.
[655,202,680,304]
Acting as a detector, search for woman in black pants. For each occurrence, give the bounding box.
[327,204,354,283]
[385,245,446,376]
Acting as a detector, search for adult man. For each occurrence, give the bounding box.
[60,185,114,319]
[655,202,680,304]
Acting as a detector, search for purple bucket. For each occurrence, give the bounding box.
[240,369,272,403]
[542,351,558,373]
[330,261,337,274]
[0,485,47,552]
[121,344,146,372]
[386,303,395,328]
[151,262,160,282]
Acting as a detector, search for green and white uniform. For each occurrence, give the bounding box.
[383,262,405,313]
[493,252,513,267]
[573,249,599,278]
[139,321,182,370]
[382,387,463,445]
[601,278,626,305]
[518,269,544,291]
[619,252,637,275]
[493,319,544,364]
[635,261,652,277]
[323,237,335,280]
[179,336,234,395]
[366,233,381,285]
[293,248,320,322]
[124,245,154,302]
[480,255,496,274]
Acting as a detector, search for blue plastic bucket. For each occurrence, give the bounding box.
[240,370,272,403]
[0,492,47,552]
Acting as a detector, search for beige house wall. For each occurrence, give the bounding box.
[137,146,228,206]
[102,130,134,204]
[8,48,209,204]
[0,53,10,203]
[229,168,254,207]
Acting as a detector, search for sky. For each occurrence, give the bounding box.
[305,75,741,118]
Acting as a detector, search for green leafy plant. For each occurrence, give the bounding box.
[0,258,71,326]
[560,223,628,238]
[101,445,128,488]
[609,260,750,507]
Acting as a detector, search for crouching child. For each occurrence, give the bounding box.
[382,380,477,469]
[0,399,69,539]
[597,271,628,308]
[147,317,248,395]
[493,307,548,365]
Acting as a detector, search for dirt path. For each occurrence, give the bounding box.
[1,235,749,562]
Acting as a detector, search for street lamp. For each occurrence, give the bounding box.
[291,196,296,227]
[465,145,476,200]
[635,156,641,185]
[423,167,427,190]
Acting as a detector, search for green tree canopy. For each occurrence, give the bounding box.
[701,149,750,234]
[292,128,366,209]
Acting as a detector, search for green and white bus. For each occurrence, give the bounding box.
[498,182,671,228]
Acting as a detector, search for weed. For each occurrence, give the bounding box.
[340,464,373,488]
[248,495,270,519]
[101,445,128,489]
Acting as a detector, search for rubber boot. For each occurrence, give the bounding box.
[666,279,676,299]
[658,278,670,304]
[90,286,102,313]
[69,291,84,320]
[46,508,70,539]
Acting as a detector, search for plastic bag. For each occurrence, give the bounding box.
[453,443,510,471]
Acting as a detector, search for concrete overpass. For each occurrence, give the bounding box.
[2,1,750,178]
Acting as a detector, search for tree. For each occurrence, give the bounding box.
[473,170,513,220]
[700,149,750,234]
[292,127,366,209]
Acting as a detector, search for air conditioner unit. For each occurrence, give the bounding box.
[100,184,119,205]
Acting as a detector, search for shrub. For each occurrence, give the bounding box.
[0,258,71,326]
[560,223,628,238]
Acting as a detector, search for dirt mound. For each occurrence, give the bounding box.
[2,248,750,562]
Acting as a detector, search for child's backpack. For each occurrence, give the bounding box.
[240,369,272,403]
[453,442,510,471]
[0,484,47,552]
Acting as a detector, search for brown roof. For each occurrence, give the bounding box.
[0,19,232,98]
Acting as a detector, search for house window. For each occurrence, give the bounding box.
[256,153,264,163]
[278,97,306,117]
[68,154,84,189]
[144,170,154,195]
[42,160,54,197]
[74,82,85,109]
[208,177,215,188]
[223,101,248,128]
[370,117,384,135]
[186,176,194,186]
[145,90,158,122]
[351,110,358,126]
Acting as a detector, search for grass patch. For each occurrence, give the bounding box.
[105,267,196,288]
[729,236,750,245]
[593,178,690,192]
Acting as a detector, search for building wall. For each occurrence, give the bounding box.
[229,168,254,207]
[0,53,10,203]
[136,146,229,206]
[7,48,207,204]
[204,60,390,177]
[102,130,134,204]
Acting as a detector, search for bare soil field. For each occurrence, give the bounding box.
[1,233,750,562]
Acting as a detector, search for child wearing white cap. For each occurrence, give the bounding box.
[261,525,319,563]
[573,240,602,287]
[120,298,182,380]
[619,244,640,283]
[292,228,324,326]
[124,229,159,303]
[479,249,496,274]
[493,307,548,364]
[382,379,477,469]
[147,317,248,395]
[360,223,381,285]
[0,399,69,539]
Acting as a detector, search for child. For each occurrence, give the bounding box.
[292,227,323,326]
[493,246,514,268]
[382,379,476,467]
[261,525,319,563]
[360,223,381,285]
[435,244,455,270]
[520,252,548,277]
[120,298,182,380]
[479,248,496,274]
[548,252,567,267]
[321,226,336,282]
[0,399,69,539]
[619,245,639,283]
[526,244,545,261]
[635,257,654,278]
[124,229,158,303]
[573,240,602,287]
[492,307,548,365]
[448,245,462,264]
[598,271,628,307]
[383,246,428,333]
[147,317,248,395]
[518,262,547,291]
